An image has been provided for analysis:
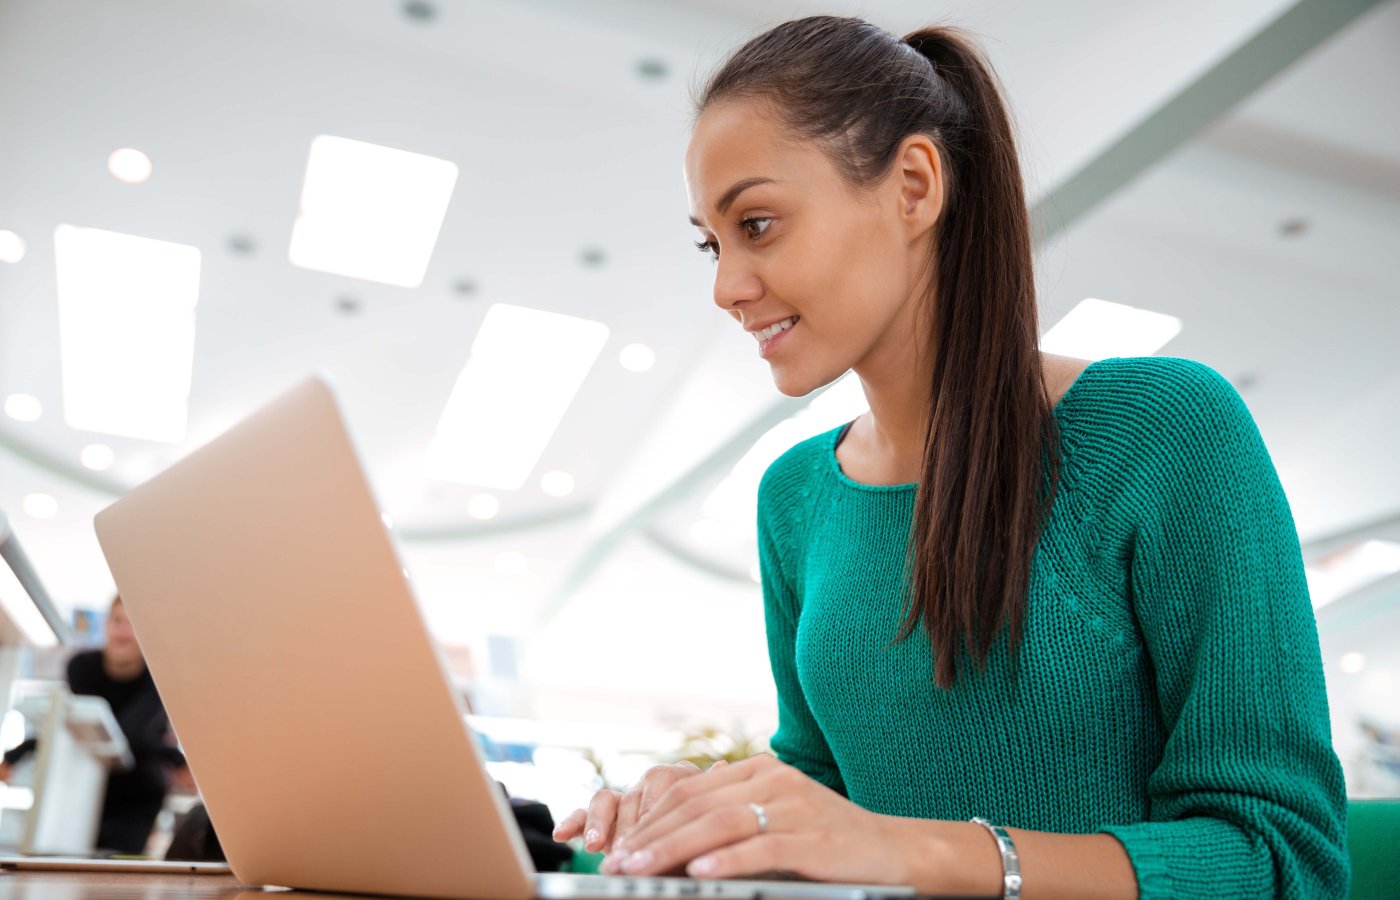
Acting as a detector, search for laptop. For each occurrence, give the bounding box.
[93,377,922,900]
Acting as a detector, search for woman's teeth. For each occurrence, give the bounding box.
[754,316,799,342]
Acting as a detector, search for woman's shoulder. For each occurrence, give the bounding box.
[757,426,842,513]
[1060,355,1276,510]
[1065,355,1253,444]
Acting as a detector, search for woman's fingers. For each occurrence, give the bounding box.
[580,790,621,852]
[633,754,768,830]
[638,762,701,820]
[552,808,587,841]
[614,763,704,852]
[610,786,644,852]
[552,761,738,857]
[615,799,787,877]
[608,777,770,870]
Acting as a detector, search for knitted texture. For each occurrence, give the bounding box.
[756,356,1349,899]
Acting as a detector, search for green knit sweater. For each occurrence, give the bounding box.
[756,356,1349,899]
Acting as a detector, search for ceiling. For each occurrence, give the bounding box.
[1,0,1397,727]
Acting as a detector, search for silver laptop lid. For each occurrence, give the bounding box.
[95,376,536,900]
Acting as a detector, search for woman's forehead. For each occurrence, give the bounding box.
[686,102,828,215]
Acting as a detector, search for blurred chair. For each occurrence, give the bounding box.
[13,685,131,855]
[1347,798,1400,900]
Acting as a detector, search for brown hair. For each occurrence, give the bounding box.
[698,17,1060,688]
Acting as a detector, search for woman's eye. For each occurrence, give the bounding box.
[740,216,772,239]
[692,218,770,263]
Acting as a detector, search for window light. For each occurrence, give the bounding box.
[427,304,609,490]
[54,225,200,443]
[288,135,458,288]
[1041,297,1182,360]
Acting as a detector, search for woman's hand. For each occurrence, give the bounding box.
[553,760,725,855]
[600,754,903,884]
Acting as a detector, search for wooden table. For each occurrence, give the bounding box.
[0,869,991,899]
[0,869,372,898]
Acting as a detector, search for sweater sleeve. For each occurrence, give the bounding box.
[1095,361,1349,899]
[757,464,846,796]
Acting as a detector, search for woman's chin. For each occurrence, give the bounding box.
[770,369,822,399]
[770,358,853,399]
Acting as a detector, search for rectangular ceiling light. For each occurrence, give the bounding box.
[54,225,201,443]
[1041,297,1182,360]
[288,135,458,288]
[427,304,609,490]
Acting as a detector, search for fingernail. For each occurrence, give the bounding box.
[613,836,627,853]
[690,856,717,876]
[604,853,627,874]
[622,850,652,873]
[585,828,600,846]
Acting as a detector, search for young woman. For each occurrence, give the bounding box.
[554,16,1348,899]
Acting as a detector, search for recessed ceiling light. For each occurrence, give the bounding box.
[1232,372,1258,392]
[108,148,153,184]
[4,394,42,422]
[619,343,655,373]
[426,304,609,490]
[23,493,58,519]
[0,229,26,264]
[495,551,528,576]
[540,470,575,497]
[1339,652,1365,674]
[54,224,201,442]
[635,58,669,81]
[468,494,500,520]
[80,443,115,471]
[227,234,257,257]
[402,0,436,22]
[1041,297,1182,361]
[288,135,458,288]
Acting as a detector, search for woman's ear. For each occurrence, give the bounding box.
[895,134,944,242]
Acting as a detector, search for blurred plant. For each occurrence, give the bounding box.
[573,724,770,794]
[667,724,770,769]
[580,747,619,792]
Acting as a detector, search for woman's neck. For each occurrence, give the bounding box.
[849,309,937,477]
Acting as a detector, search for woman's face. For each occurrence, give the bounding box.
[684,98,938,397]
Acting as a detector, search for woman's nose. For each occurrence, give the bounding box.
[712,257,763,313]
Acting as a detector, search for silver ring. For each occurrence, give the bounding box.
[748,802,768,835]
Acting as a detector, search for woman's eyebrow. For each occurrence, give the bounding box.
[688,177,778,226]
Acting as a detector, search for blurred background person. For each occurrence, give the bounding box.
[0,596,193,854]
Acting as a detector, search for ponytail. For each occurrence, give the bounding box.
[897,28,1059,687]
